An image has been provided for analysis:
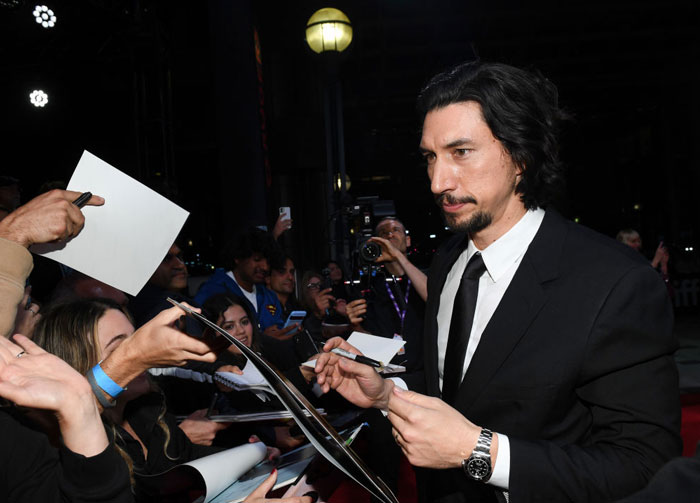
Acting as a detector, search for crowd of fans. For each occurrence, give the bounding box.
[0,181,432,502]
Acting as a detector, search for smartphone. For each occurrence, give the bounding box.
[284,310,306,335]
[279,206,291,223]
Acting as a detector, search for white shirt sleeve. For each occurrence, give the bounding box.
[488,433,510,489]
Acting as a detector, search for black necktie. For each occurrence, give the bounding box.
[442,252,486,404]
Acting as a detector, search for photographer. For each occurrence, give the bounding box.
[346,217,427,373]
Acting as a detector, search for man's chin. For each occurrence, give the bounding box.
[443,210,492,235]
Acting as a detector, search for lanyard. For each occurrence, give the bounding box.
[385,278,411,334]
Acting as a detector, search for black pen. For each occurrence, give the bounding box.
[331,348,383,368]
[72,191,92,208]
[206,391,219,419]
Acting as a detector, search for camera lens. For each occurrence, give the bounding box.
[360,242,382,262]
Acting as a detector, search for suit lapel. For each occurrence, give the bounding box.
[452,211,567,412]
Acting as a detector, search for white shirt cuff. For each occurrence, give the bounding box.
[487,433,510,490]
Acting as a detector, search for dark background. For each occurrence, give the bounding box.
[2,0,699,281]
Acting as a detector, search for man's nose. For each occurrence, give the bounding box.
[430,157,456,195]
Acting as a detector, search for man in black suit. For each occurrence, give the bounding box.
[315,61,680,502]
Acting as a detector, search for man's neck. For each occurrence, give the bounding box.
[275,291,289,306]
[232,270,254,293]
[471,203,528,250]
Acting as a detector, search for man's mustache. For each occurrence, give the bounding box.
[434,193,477,206]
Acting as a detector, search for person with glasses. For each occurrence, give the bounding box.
[129,242,191,327]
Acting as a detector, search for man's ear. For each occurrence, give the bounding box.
[406,235,412,248]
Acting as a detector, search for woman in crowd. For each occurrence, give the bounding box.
[33,298,308,503]
[202,293,319,450]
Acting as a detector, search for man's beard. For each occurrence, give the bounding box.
[435,193,492,235]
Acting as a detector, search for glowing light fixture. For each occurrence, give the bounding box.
[33,5,56,28]
[29,89,48,107]
[305,8,352,54]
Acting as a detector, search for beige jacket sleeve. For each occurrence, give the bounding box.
[0,237,34,338]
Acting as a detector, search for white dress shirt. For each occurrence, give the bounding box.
[436,208,545,489]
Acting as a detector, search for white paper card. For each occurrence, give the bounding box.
[31,150,189,295]
[346,331,405,365]
[302,331,405,369]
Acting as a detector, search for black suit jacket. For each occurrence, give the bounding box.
[416,211,681,503]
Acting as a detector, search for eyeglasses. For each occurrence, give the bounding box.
[377,226,405,238]
[306,282,321,290]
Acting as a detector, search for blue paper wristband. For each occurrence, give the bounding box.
[91,363,125,398]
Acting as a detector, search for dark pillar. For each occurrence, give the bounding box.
[209,0,268,238]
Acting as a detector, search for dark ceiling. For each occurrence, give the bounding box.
[1,0,698,269]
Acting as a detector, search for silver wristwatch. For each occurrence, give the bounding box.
[462,428,493,482]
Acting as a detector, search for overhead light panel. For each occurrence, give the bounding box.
[33,5,56,28]
[29,89,48,107]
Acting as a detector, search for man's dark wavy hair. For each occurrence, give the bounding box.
[417,60,567,209]
[221,227,283,272]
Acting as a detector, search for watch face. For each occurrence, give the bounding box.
[467,457,491,480]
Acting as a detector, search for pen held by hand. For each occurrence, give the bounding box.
[72,191,92,208]
[331,348,383,368]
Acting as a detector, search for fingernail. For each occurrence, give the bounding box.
[303,491,319,503]
[271,468,277,475]
[393,385,404,393]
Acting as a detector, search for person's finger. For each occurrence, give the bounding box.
[0,334,24,356]
[387,386,434,421]
[278,324,298,336]
[337,354,377,379]
[247,469,277,500]
[9,334,46,356]
[63,190,105,206]
[319,287,332,296]
[215,421,231,430]
[153,304,200,326]
[188,409,208,419]
[321,337,362,355]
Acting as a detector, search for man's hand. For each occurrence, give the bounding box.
[263,323,299,341]
[179,409,231,446]
[314,337,393,410]
[215,364,242,392]
[369,236,403,264]
[651,242,670,275]
[313,288,335,318]
[345,299,367,326]
[387,386,496,469]
[0,334,108,457]
[0,189,104,248]
[100,304,222,392]
[272,213,293,240]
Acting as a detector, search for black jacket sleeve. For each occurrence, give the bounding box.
[0,409,132,503]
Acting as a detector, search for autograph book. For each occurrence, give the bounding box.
[166,298,399,503]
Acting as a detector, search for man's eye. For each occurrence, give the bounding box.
[454,148,471,157]
[422,153,435,163]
